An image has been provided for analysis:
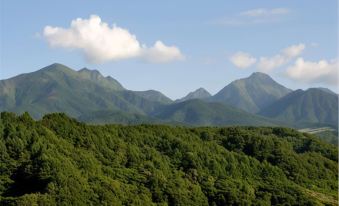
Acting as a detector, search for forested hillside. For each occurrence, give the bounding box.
[0,112,337,205]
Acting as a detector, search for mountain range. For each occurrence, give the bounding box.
[0,63,337,129]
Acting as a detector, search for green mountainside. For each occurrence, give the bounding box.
[152,99,276,126]
[0,63,168,118]
[134,90,173,104]
[259,88,338,128]
[78,110,160,125]
[0,112,337,205]
[210,72,292,113]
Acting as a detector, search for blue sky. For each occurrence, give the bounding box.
[0,0,337,99]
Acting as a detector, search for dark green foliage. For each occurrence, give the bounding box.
[0,112,337,205]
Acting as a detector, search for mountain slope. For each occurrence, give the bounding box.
[78,67,125,90]
[134,90,173,104]
[0,63,166,118]
[176,88,211,102]
[259,88,338,128]
[210,72,292,113]
[152,99,276,126]
[78,110,160,124]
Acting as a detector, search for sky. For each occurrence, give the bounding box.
[0,0,338,99]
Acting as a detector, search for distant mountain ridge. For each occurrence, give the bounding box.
[135,90,173,104]
[0,63,337,128]
[210,72,292,113]
[0,63,167,118]
[259,88,338,128]
[176,88,211,102]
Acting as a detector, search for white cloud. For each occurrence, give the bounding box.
[286,58,338,85]
[142,41,185,63]
[257,55,287,72]
[43,15,184,64]
[240,8,289,17]
[257,44,305,72]
[230,52,257,69]
[282,44,305,58]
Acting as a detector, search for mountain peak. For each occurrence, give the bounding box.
[41,63,73,72]
[195,87,209,93]
[79,67,100,74]
[249,72,272,80]
[134,90,172,104]
[78,67,104,81]
[176,87,211,102]
[77,67,124,90]
[212,72,292,113]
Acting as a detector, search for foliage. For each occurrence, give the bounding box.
[0,112,337,205]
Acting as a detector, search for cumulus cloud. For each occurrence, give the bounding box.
[257,55,287,72]
[43,15,184,64]
[282,44,305,58]
[229,52,257,69]
[142,41,185,63]
[286,58,338,85]
[257,44,305,72]
[240,8,289,17]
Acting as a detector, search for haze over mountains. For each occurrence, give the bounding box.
[0,63,337,128]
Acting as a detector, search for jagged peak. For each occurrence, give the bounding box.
[79,67,100,74]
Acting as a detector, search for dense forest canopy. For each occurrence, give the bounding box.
[0,112,337,205]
